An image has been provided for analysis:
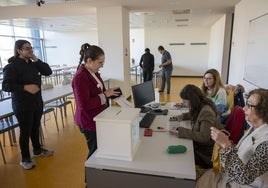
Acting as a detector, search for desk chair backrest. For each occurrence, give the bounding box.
[225,106,246,144]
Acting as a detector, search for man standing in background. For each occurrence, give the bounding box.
[139,48,154,82]
[158,45,173,94]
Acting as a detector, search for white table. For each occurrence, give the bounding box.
[0,84,73,118]
[85,107,196,187]
[42,84,73,104]
[0,99,13,119]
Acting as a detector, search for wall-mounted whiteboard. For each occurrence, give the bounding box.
[244,13,268,88]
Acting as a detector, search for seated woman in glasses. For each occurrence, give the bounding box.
[170,84,223,169]
[201,69,231,124]
[196,88,268,188]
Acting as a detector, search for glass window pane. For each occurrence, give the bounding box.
[0,25,45,67]
[0,36,14,68]
[0,25,13,35]
[14,26,32,38]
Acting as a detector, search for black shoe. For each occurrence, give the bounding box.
[158,90,164,93]
[167,92,170,94]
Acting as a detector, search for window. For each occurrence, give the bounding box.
[0,25,45,68]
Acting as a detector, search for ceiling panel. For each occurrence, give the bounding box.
[0,0,241,32]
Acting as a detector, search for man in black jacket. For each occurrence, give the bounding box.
[2,40,53,170]
[139,48,154,82]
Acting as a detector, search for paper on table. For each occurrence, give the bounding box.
[113,96,133,108]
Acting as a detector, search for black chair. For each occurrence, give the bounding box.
[45,98,74,128]
[42,107,59,132]
[39,106,60,145]
[0,115,19,164]
[0,89,11,102]
[42,83,74,129]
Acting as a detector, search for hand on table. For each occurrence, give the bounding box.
[169,126,178,135]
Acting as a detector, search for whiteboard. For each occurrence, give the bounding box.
[244,13,268,88]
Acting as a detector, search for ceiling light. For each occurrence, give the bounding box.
[175,19,189,22]
[36,0,45,7]
[172,9,190,15]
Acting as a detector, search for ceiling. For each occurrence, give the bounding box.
[0,0,241,32]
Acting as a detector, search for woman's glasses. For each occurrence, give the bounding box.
[21,47,34,51]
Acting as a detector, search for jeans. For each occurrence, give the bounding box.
[160,69,173,93]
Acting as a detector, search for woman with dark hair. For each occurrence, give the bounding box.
[2,39,53,170]
[170,84,223,168]
[201,69,230,123]
[72,43,120,159]
[196,88,268,188]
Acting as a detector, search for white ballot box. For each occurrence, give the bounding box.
[94,107,141,161]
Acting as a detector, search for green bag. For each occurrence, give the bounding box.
[167,145,187,154]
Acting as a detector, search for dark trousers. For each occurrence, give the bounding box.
[80,128,97,159]
[14,107,43,162]
[143,70,153,82]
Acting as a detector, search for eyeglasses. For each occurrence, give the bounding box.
[245,101,257,109]
[21,47,33,51]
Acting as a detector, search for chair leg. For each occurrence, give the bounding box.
[70,102,75,118]
[64,105,67,117]
[11,130,16,143]
[59,108,65,128]
[9,117,17,143]
[39,126,44,146]
[3,133,6,146]
[7,131,13,146]
[0,141,7,164]
[52,110,59,132]
[43,112,46,126]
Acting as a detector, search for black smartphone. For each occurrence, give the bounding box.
[110,88,122,99]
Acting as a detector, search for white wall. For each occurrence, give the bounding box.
[229,0,268,92]
[208,15,226,74]
[43,15,230,82]
[44,30,98,67]
[130,29,145,67]
[144,26,210,76]
[97,6,131,97]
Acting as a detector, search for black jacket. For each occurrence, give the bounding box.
[139,52,154,71]
[2,56,52,111]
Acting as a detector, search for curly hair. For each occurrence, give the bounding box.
[201,68,226,97]
[180,84,218,121]
[247,88,268,123]
[77,43,104,70]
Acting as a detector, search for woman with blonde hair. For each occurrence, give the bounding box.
[201,68,230,123]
